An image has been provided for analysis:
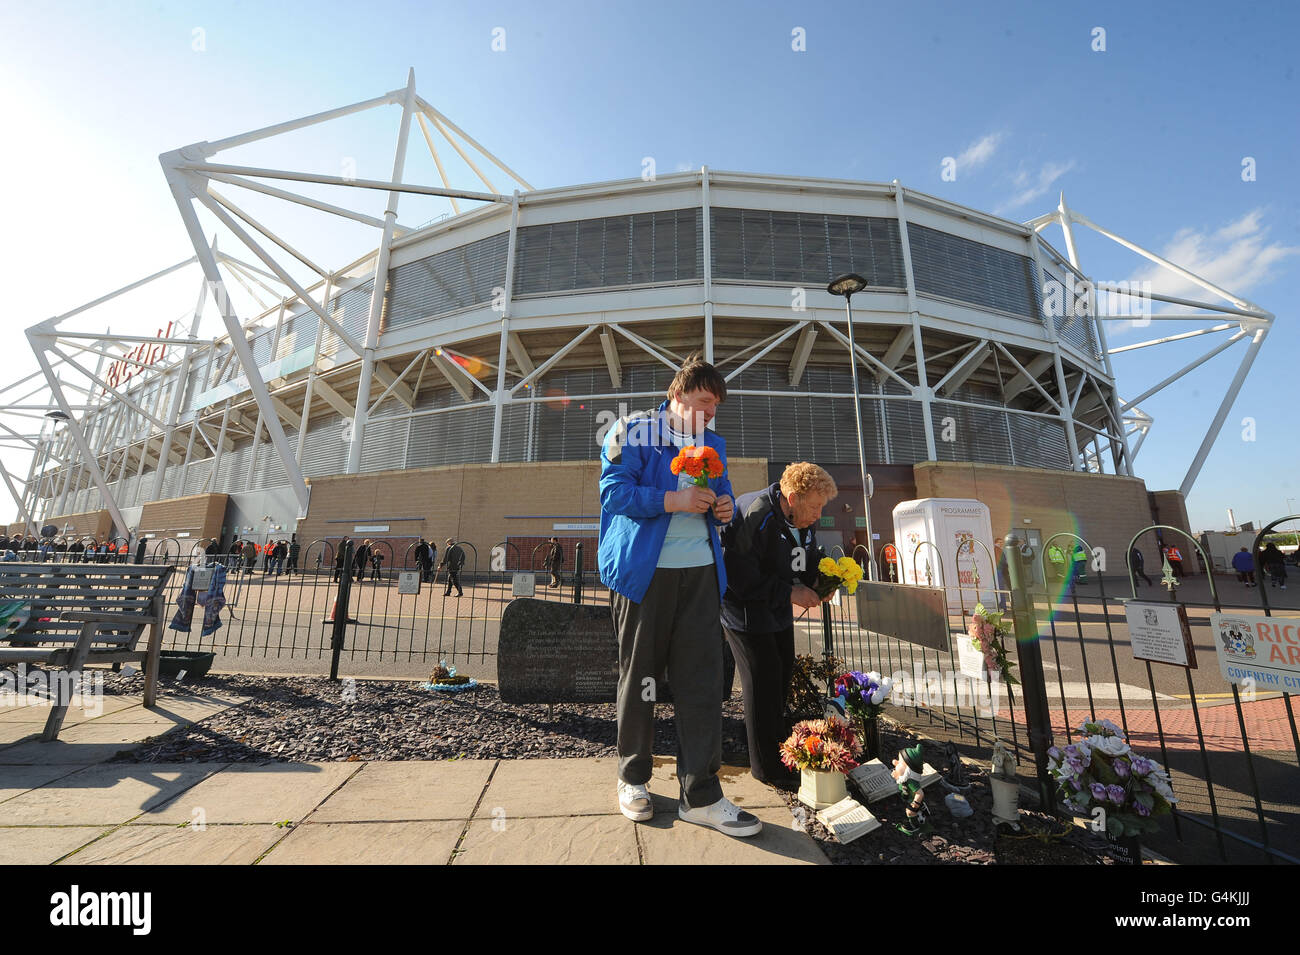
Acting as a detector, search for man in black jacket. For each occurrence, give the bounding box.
[546,537,565,588]
[440,538,465,597]
[721,462,837,785]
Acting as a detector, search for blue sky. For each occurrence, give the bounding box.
[1,0,1296,533]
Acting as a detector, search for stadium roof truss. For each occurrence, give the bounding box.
[5,73,1274,536]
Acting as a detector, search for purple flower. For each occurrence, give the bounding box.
[1090,782,1108,801]
[1113,760,1130,778]
[1131,756,1153,776]
[1134,801,1151,817]
[1048,746,1062,760]
[1107,784,1126,804]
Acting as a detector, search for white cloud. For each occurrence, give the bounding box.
[1126,209,1299,308]
[956,132,1003,171]
[996,159,1077,213]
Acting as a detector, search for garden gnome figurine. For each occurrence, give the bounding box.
[892,743,931,836]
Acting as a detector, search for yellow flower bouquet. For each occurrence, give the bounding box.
[814,556,865,598]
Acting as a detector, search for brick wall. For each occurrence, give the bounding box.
[912,462,1156,576]
[138,493,228,546]
[25,509,114,542]
[296,457,769,571]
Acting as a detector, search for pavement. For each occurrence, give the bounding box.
[0,690,827,865]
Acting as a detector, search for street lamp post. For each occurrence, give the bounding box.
[827,273,876,580]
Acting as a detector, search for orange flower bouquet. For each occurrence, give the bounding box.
[669,445,724,487]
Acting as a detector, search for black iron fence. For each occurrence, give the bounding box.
[823,516,1300,865]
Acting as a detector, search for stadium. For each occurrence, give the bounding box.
[4,78,1273,578]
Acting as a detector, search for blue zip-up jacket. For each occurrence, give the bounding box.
[599,399,733,603]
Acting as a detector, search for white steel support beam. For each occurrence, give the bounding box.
[25,332,127,536]
[1180,326,1269,497]
[702,167,714,366]
[1,465,37,537]
[879,327,913,375]
[429,355,475,402]
[788,324,817,386]
[348,70,417,474]
[934,341,989,396]
[894,182,938,461]
[511,325,600,395]
[506,332,535,376]
[187,183,363,355]
[723,322,806,383]
[313,379,357,418]
[600,329,623,389]
[161,162,311,517]
[1119,331,1248,411]
[296,276,331,465]
[490,192,520,463]
[368,351,426,416]
[371,362,416,410]
[1000,353,1055,404]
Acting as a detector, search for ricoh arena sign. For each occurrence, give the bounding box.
[105,321,174,391]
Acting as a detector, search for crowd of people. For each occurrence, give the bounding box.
[0,534,130,563]
[216,536,300,575]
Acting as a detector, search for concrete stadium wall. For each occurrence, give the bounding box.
[911,461,1160,578]
[296,457,770,571]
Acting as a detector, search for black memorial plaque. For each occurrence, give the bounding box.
[497,597,735,705]
[498,599,619,704]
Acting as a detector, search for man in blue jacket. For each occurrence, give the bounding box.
[599,354,760,837]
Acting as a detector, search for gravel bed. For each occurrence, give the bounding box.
[102,671,751,764]
[96,670,1119,864]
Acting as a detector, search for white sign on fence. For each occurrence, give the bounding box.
[512,573,536,597]
[956,634,987,680]
[397,571,420,595]
[1124,601,1196,668]
[1211,612,1300,692]
[191,567,214,591]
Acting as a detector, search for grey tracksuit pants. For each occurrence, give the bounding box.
[611,564,724,808]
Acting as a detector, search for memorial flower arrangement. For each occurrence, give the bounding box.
[780,718,862,774]
[815,556,865,597]
[669,445,724,487]
[968,602,1018,685]
[1047,719,1177,837]
[834,669,894,759]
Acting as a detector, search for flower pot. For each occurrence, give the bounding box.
[990,775,1021,826]
[1106,830,1142,865]
[798,767,847,810]
[156,650,215,679]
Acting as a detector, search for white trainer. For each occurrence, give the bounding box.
[678,796,762,837]
[618,780,653,822]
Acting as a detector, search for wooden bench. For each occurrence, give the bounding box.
[0,562,174,742]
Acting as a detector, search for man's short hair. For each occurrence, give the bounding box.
[779,462,838,500]
[667,352,727,403]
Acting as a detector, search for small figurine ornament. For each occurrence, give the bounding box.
[940,740,969,793]
[891,743,931,837]
[989,737,1021,829]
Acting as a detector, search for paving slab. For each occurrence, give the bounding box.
[476,757,620,818]
[91,696,247,725]
[260,821,464,865]
[0,720,174,764]
[637,804,829,865]
[0,695,139,722]
[0,722,38,746]
[454,814,640,865]
[141,762,361,824]
[311,759,494,822]
[64,823,286,865]
[0,764,93,804]
[0,827,115,865]
[647,756,787,810]
[0,763,224,825]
